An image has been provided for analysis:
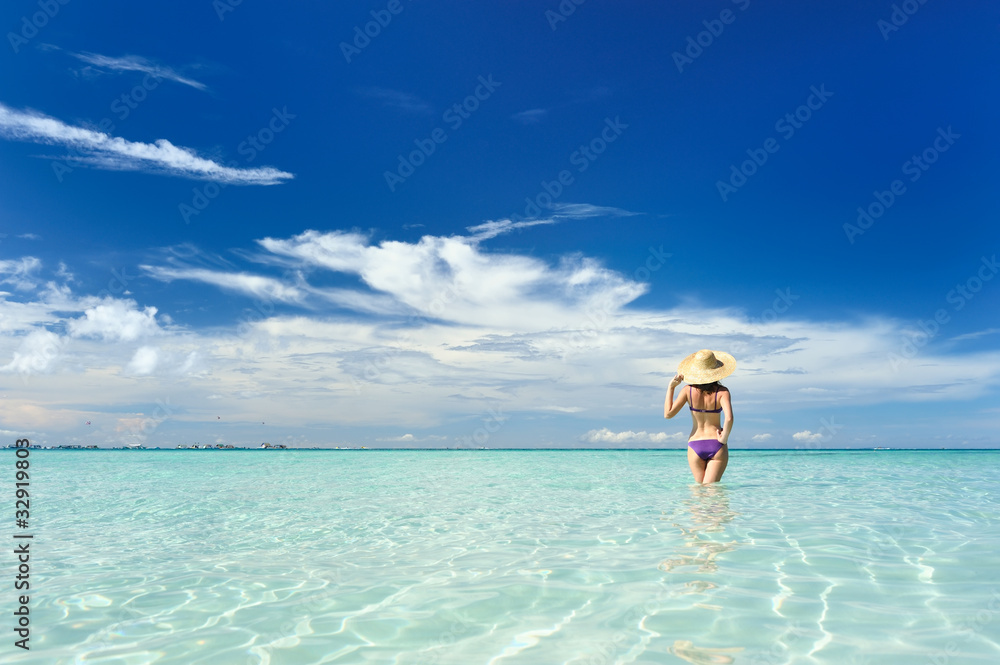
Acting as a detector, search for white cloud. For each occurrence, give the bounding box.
[375,433,447,442]
[0,328,64,374]
[176,351,204,376]
[0,102,293,185]
[67,299,161,342]
[581,428,684,444]
[751,433,773,442]
[254,229,647,329]
[56,262,76,283]
[4,225,1000,446]
[125,346,159,375]
[127,226,1000,431]
[0,257,41,291]
[378,433,415,442]
[0,256,42,291]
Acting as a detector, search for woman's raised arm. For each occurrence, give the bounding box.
[664,374,687,419]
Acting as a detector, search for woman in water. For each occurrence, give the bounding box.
[664,349,735,484]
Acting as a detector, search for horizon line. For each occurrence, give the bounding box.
[14,447,1000,451]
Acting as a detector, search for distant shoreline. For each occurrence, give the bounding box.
[8,447,999,452]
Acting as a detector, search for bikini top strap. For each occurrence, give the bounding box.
[715,389,718,411]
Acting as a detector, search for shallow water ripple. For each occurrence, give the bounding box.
[9,450,1000,664]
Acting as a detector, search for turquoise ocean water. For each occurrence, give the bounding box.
[8,450,1000,664]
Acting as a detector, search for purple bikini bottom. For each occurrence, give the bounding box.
[689,439,724,461]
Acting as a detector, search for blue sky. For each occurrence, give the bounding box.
[1,0,997,448]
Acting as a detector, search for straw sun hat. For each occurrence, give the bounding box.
[677,349,736,384]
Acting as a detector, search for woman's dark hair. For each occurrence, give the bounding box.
[691,381,723,392]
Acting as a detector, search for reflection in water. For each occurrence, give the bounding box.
[658,484,746,661]
[668,639,744,664]
[658,484,741,574]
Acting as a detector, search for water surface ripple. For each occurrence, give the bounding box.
[13,450,1000,664]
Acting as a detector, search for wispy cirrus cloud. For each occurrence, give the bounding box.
[140,261,405,316]
[358,87,433,115]
[41,45,208,90]
[466,204,639,240]
[140,266,306,304]
[0,103,294,184]
[510,87,612,125]
[63,50,208,91]
[465,218,558,240]
[949,328,1000,343]
[512,108,548,124]
[548,203,641,219]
